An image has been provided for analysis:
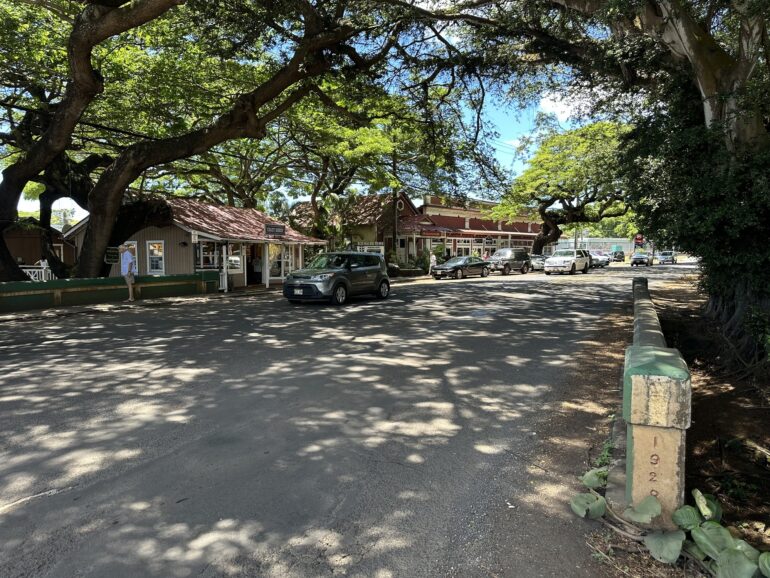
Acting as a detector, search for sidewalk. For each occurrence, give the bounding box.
[0,274,432,324]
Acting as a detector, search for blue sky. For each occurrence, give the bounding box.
[486,92,574,172]
[17,93,576,221]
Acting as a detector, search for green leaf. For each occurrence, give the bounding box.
[623,495,662,524]
[691,521,736,560]
[703,494,723,522]
[714,548,759,578]
[733,540,760,563]
[643,530,685,564]
[673,505,703,530]
[683,540,707,561]
[579,467,608,489]
[758,552,770,577]
[570,493,606,520]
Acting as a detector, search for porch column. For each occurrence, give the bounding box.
[221,244,228,293]
[263,242,269,289]
[243,243,248,287]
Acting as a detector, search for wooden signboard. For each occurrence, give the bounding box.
[265,224,285,237]
[104,246,120,265]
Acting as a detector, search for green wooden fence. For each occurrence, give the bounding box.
[0,271,219,314]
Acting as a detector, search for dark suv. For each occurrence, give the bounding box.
[487,247,531,275]
[283,252,390,305]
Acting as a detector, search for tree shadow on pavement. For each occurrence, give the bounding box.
[0,277,631,577]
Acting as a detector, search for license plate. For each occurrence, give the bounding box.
[293,289,303,295]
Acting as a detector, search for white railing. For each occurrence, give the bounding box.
[22,266,55,282]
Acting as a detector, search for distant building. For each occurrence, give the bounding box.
[556,236,634,254]
[291,192,539,262]
[3,219,76,267]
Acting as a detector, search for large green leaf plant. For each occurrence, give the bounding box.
[571,472,769,576]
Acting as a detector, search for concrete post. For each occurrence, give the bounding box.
[623,279,692,528]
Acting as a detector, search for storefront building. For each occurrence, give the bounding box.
[290,193,540,261]
[65,198,325,288]
[384,194,540,262]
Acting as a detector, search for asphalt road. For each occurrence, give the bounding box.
[0,264,696,577]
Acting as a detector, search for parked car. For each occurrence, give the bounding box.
[282,251,390,305]
[612,250,625,262]
[487,247,530,275]
[529,254,546,271]
[432,255,490,279]
[544,249,591,275]
[630,252,654,266]
[589,251,610,268]
[658,250,677,264]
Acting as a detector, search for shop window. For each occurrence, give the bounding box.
[198,241,219,269]
[147,241,165,275]
[228,244,242,271]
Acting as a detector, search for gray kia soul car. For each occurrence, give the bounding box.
[283,251,390,305]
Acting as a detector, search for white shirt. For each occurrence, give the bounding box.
[120,250,136,276]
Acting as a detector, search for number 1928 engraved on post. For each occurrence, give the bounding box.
[630,425,684,524]
[648,436,660,496]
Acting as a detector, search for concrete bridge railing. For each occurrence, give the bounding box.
[622,278,692,528]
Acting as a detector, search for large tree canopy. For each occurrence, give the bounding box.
[0,0,497,279]
[492,121,628,254]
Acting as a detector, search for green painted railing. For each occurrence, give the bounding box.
[0,271,219,314]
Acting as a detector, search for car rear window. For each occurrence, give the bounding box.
[364,255,381,267]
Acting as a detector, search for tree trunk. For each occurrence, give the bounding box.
[531,219,562,254]
[550,0,769,149]
[0,227,27,281]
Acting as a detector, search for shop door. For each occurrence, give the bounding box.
[268,244,282,279]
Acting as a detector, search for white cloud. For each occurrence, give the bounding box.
[538,93,576,122]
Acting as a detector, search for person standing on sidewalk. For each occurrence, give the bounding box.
[119,244,137,302]
[429,252,437,275]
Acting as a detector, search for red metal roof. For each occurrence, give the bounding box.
[428,215,465,229]
[168,198,325,244]
[397,214,454,234]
